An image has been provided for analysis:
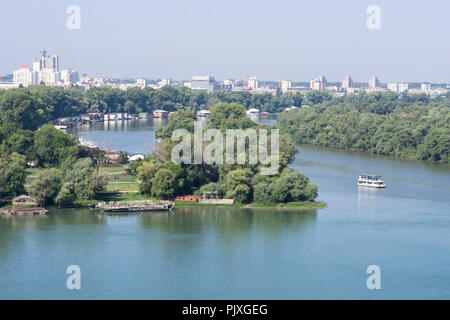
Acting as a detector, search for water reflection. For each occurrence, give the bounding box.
[357,186,384,203]
[139,208,317,236]
[67,118,169,153]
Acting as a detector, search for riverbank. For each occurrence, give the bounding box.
[68,194,327,211]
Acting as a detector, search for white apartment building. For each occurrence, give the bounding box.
[279,80,292,92]
[421,83,431,92]
[39,68,59,85]
[310,76,326,91]
[248,76,258,90]
[60,69,79,84]
[191,75,218,92]
[136,78,148,88]
[387,82,409,94]
[13,66,33,87]
[158,78,172,87]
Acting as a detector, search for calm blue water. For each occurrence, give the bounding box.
[1,119,449,299]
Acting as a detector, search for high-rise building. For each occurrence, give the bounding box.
[39,69,59,85]
[136,78,148,88]
[310,75,327,91]
[60,69,79,84]
[13,65,33,87]
[20,49,62,85]
[421,83,431,92]
[37,48,59,71]
[388,82,409,94]
[279,80,292,92]
[369,76,380,88]
[342,76,353,89]
[159,78,171,87]
[191,75,218,92]
[248,76,258,90]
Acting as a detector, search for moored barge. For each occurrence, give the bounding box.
[92,200,174,213]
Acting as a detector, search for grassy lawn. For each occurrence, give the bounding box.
[100,165,140,192]
[25,166,139,193]
[25,168,44,177]
[99,166,127,174]
[73,193,159,207]
[105,182,140,192]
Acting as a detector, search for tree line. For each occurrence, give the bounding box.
[0,85,309,132]
[278,92,450,162]
[127,103,319,204]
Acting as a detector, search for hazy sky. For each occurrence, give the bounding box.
[1,0,449,82]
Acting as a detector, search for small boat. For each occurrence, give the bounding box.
[358,174,386,188]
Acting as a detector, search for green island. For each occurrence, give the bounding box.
[0,86,323,210]
[3,86,448,210]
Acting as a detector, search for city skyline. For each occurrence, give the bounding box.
[0,1,449,83]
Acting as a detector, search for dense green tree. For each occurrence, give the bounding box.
[29,169,62,203]
[278,96,450,163]
[224,169,252,203]
[0,152,27,198]
[33,124,78,167]
[151,169,177,198]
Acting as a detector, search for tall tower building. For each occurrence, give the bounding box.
[278,80,292,92]
[369,76,380,88]
[342,76,353,89]
[248,76,258,90]
[310,75,327,91]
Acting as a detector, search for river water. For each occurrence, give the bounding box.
[1,118,449,299]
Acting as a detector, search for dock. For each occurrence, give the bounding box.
[0,207,48,216]
[0,195,48,216]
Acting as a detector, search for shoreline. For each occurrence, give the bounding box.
[61,197,327,211]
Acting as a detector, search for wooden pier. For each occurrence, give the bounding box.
[0,207,48,216]
[0,195,48,216]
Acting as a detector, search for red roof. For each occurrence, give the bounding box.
[20,65,30,69]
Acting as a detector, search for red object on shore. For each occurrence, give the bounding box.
[174,195,200,202]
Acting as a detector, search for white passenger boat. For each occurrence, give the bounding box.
[357,174,386,188]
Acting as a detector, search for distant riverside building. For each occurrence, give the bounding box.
[278,80,292,92]
[310,75,327,91]
[247,76,258,90]
[12,49,78,88]
[33,48,60,85]
[33,48,59,72]
[387,82,409,94]
[369,76,380,89]
[136,78,147,88]
[60,69,79,85]
[0,82,17,89]
[342,76,353,89]
[421,83,431,92]
[158,78,171,87]
[191,75,218,92]
[13,65,33,87]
